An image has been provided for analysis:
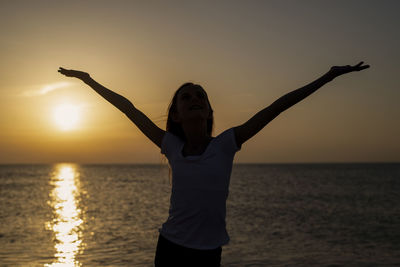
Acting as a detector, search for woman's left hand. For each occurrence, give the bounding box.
[328,61,370,78]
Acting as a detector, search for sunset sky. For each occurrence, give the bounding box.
[1,0,399,164]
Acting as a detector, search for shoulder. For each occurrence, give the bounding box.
[161,131,184,156]
[215,127,241,153]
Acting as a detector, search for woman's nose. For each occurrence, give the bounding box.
[190,95,201,102]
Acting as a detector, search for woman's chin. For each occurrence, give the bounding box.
[183,113,209,121]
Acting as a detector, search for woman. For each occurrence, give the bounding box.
[58,61,369,266]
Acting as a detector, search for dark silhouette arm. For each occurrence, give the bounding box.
[234,62,370,147]
[58,67,165,148]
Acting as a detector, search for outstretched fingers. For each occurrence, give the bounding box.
[353,61,370,71]
[58,67,68,75]
[57,67,90,80]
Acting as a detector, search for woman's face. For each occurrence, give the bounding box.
[173,85,212,123]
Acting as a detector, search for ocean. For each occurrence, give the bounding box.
[0,163,399,266]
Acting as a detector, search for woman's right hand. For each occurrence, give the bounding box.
[58,67,90,80]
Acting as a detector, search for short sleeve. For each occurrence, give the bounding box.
[161,131,183,158]
[218,128,241,155]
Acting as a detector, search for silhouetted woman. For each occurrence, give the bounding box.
[58,62,369,266]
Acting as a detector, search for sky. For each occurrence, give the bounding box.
[1,0,399,164]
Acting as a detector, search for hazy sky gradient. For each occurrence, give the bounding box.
[1,0,399,163]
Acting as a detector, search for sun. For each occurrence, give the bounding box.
[53,104,81,131]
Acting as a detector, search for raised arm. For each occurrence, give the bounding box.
[234,62,370,147]
[58,67,165,148]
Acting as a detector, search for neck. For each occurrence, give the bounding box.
[181,119,210,146]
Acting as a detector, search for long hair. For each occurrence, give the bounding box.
[166,82,214,140]
[164,83,214,183]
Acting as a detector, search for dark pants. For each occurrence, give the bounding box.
[154,234,222,267]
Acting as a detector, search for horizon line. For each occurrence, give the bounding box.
[0,161,399,165]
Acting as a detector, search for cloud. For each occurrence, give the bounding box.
[21,82,73,97]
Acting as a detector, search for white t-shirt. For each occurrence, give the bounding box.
[160,127,241,249]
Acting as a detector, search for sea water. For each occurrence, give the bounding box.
[0,163,399,266]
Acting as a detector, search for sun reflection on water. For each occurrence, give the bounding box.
[45,164,84,267]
